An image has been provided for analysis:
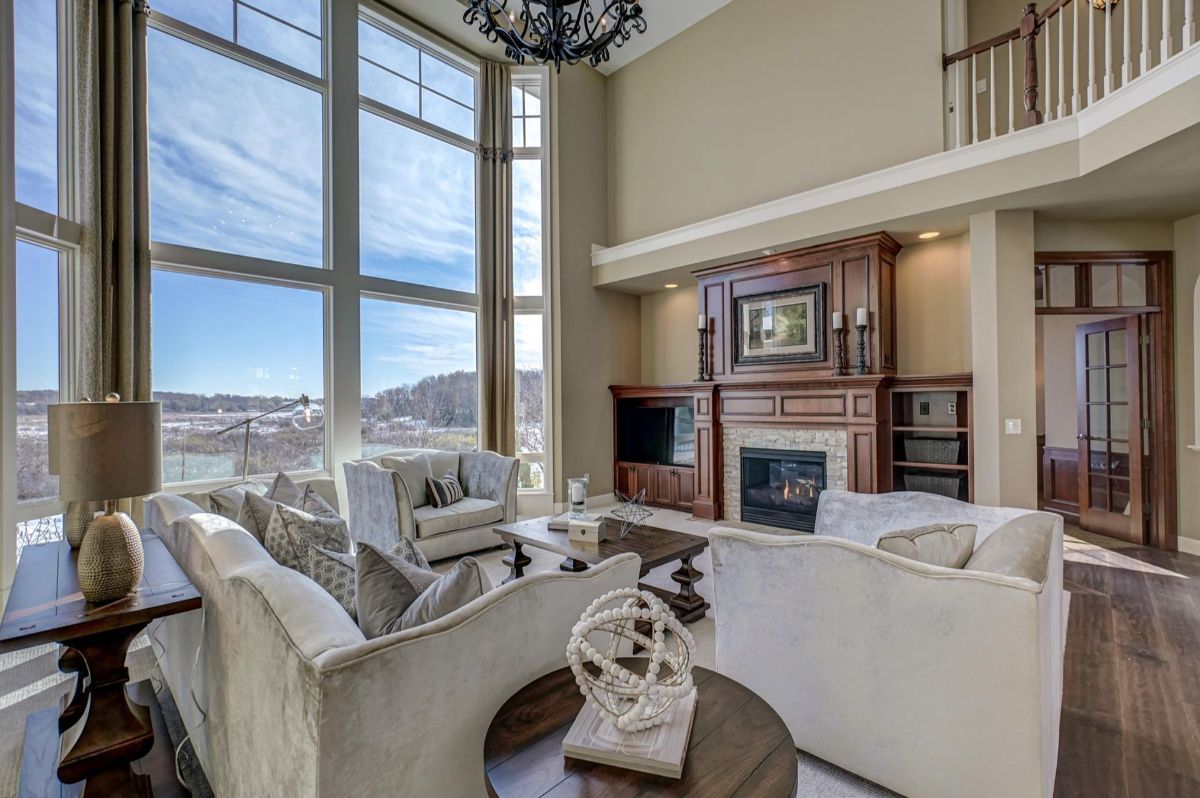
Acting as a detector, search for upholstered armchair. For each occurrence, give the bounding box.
[711,491,1064,798]
[343,449,519,562]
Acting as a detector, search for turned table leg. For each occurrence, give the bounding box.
[669,555,711,624]
[559,557,589,573]
[503,540,531,584]
[59,624,155,797]
[59,646,88,733]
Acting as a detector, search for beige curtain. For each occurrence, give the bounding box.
[478,60,515,455]
[75,0,152,404]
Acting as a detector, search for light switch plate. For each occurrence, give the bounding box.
[976,78,988,94]
[1005,418,1022,435]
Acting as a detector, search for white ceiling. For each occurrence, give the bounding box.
[593,0,734,75]
[391,1,733,73]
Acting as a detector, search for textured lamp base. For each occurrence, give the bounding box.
[64,501,103,548]
[77,512,145,603]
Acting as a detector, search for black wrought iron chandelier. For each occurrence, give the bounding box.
[463,1,648,71]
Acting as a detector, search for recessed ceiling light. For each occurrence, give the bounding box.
[664,283,679,289]
[918,231,941,240]
[761,248,778,256]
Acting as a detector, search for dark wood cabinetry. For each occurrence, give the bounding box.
[887,375,974,502]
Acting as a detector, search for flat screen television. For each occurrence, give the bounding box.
[616,403,695,467]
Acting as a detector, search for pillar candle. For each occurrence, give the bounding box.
[856,307,868,327]
[698,314,707,331]
[832,311,844,330]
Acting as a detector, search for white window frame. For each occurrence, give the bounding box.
[511,68,553,499]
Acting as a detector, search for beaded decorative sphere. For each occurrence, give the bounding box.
[566,588,696,732]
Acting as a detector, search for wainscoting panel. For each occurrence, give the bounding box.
[1041,446,1080,522]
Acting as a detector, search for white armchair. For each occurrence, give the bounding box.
[711,491,1064,798]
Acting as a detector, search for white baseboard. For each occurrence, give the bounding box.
[1178,536,1200,557]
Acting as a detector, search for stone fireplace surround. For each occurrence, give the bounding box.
[723,426,849,527]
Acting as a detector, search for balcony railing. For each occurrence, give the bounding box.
[944,0,1197,148]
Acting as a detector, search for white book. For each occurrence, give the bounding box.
[547,512,602,531]
[562,689,697,779]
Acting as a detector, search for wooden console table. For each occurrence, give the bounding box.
[0,535,202,797]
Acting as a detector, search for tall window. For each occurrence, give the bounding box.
[11,0,72,557]
[146,3,330,483]
[512,74,548,491]
[358,11,482,455]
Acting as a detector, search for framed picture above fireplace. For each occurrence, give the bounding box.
[733,284,826,366]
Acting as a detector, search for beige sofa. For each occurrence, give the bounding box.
[711,490,1064,798]
[344,449,518,562]
[144,486,640,798]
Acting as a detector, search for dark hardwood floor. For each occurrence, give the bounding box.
[1057,531,1200,797]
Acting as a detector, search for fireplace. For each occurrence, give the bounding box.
[740,448,827,532]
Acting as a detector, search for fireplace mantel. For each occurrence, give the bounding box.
[611,373,972,522]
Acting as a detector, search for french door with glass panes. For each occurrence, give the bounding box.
[1075,317,1146,544]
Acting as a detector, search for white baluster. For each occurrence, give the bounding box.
[1058,10,1067,117]
[1104,0,1114,94]
[1186,0,1196,47]
[990,46,997,138]
[1142,0,1152,73]
[1122,0,1132,83]
[1163,0,1174,61]
[957,60,966,148]
[971,55,979,144]
[1073,0,1082,113]
[1045,17,1053,119]
[1010,38,1017,133]
[1088,0,1097,103]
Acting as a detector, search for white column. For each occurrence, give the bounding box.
[970,210,1038,509]
[328,0,362,506]
[0,0,17,601]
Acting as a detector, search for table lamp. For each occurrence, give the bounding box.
[49,394,163,603]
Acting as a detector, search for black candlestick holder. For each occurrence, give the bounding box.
[855,324,868,375]
[696,325,712,381]
[832,328,847,376]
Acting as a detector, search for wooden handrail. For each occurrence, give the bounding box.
[943,27,1021,68]
[1037,0,1072,22]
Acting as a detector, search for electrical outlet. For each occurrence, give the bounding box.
[976,78,988,94]
[919,401,930,416]
[947,401,957,416]
[1005,418,1022,435]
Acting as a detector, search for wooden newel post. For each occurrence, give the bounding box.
[1022,3,1043,126]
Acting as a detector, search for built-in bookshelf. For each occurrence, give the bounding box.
[888,376,973,502]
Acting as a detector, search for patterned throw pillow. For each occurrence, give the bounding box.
[268,471,305,507]
[263,504,350,574]
[392,536,431,571]
[301,484,339,519]
[308,546,358,620]
[425,472,464,509]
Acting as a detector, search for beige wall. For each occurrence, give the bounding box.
[896,235,973,375]
[640,286,699,385]
[605,0,945,245]
[1039,313,1122,448]
[1173,213,1200,547]
[551,65,641,501]
[970,210,1039,509]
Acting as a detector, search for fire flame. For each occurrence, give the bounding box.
[782,479,817,501]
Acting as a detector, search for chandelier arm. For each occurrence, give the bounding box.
[463,0,646,71]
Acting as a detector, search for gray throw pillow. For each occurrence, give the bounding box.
[301,484,339,519]
[180,492,216,513]
[392,536,431,571]
[268,471,305,506]
[876,523,978,569]
[355,543,441,639]
[396,558,491,632]
[380,455,434,508]
[308,546,358,620]
[263,504,350,574]
[239,492,283,544]
[209,480,268,522]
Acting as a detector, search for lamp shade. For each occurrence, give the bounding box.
[49,400,163,501]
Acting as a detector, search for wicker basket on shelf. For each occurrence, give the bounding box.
[903,471,964,499]
[903,437,961,465]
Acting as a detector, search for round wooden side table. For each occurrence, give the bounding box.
[484,659,798,797]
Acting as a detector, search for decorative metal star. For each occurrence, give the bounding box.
[610,488,652,539]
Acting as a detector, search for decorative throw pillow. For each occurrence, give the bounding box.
[396,557,491,632]
[355,543,441,639]
[308,546,358,620]
[875,523,978,569]
[239,492,283,544]
[426,472,464,509]
[392,536,431,571]
[263,504,350,574]
[380,455,434,508]
[301,484,339,519]
[209,480,268,521]
[268,471,306,507]
[180,492,217,513]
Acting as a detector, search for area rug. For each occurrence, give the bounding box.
[0,635,212,797]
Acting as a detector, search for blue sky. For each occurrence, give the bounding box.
[15,242,59,392]
[14,3,543,400]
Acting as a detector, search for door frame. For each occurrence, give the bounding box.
[1036,251,1177,551]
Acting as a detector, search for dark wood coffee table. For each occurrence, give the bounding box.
[0,534,202,797]
[493,517,711,623]
[484,658,798,797]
